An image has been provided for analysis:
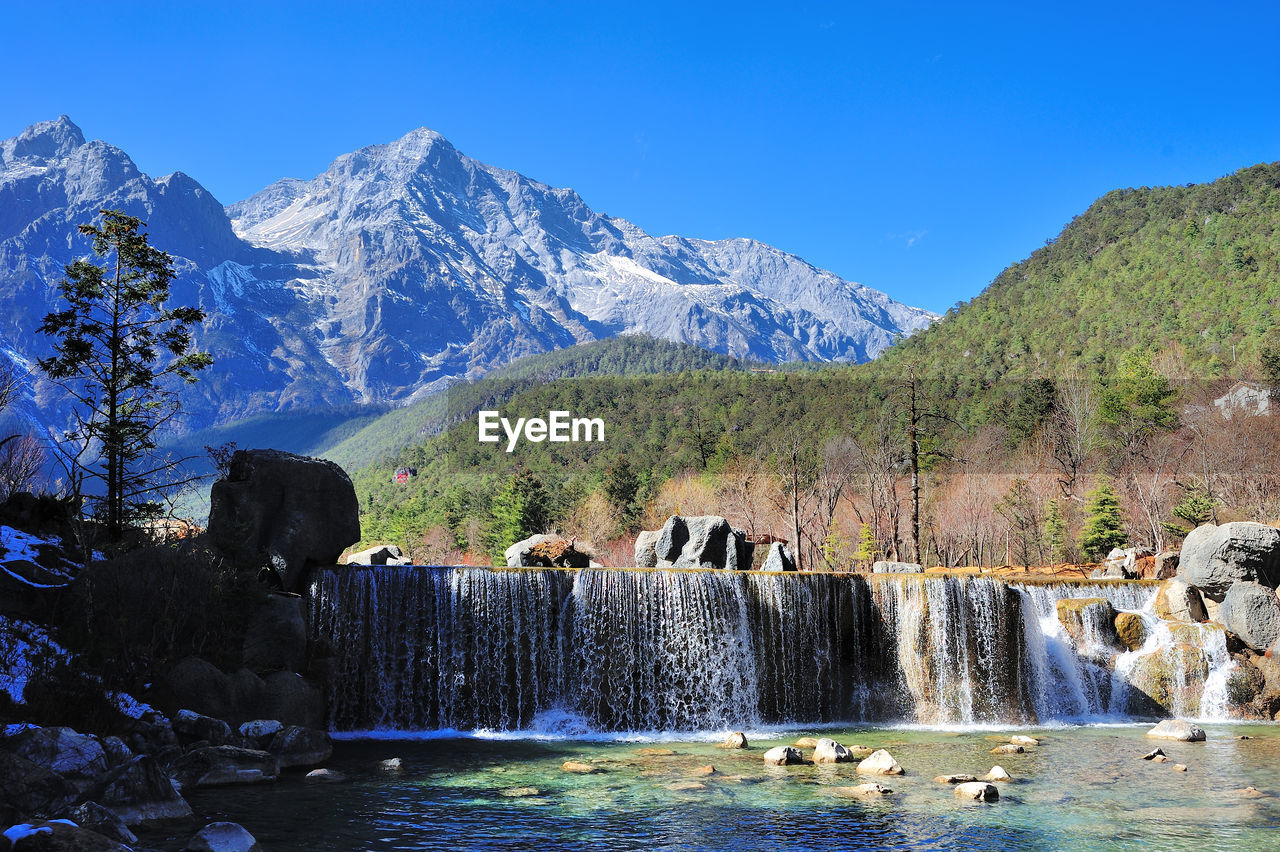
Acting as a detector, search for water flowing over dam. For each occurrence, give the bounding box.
[308,567,1233,733]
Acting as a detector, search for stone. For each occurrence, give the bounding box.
[991,744,1023,754]
[1114,612,1148,651]
[1178,522,1280,601]
[1141,748,1166,760]
[499,786,540,797]
[761,542,796,572]
[718,732,748,749]
[793,737,820,748]
[654,515,753,570]
[304,768,345,782]
[1173,763,1188,772]
[634,747,676,756]
[954,781,999,802]
[154,657,240,723]
[208,448,360,592]
[871,560,924,574]
[1090,564,1131,580]
[855,749,903,775]
[62,802,137,846]
[984,766,1011,781]
[1009,735,1039,746]
[268,726,333,768]
[1126,641,1212,716]
[173,710,233,747]
[4,821,131,851]
[170,746,280,789]
[1155,551,1180,579]
[8,727,108,792]
[633,531,660,568]
[561,761,598,774]
[833,783,893,797]
[89,755,192,824]
[934,773,977,783]
[121,715,178,757]
[379,758,403,770]
[100,737,133,768]
[689,765,716,777]
[762,746,803,766]
[260,671,325,729]
[237,720,283,749]
[183,821,262,852]
[504,534,591,568]
[812,738,854,764]
[346,544,411,566]
[0,750,77,819]
[242,593,308,674]
[1055,597,1119,650]
[1145,719,1207,742]
[1218,581,1280,651]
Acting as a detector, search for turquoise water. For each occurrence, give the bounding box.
[136,724,1280,851]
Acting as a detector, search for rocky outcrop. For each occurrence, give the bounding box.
[1155,551,1180,579]
[6,728,107,794]
[1218,581,1280,652]
[653,516,753,570]
[761,542,796,572]
[871,561,924,574]
[1178,522,1280,601]
[762,746,803,766]
[1145,719,1207,741]
[183,821,262,852]
[208,449,360,592]
[242,593,308,674]
[1154,578,1208,623]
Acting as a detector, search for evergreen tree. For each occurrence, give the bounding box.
[854,523,876,564]
[603,455,640,529]
[486,469,549,559]
[1080,482,1127,560]
[38,210,211,545]
[1044,498,1067,564]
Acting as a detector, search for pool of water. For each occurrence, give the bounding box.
[136,724,1280,851]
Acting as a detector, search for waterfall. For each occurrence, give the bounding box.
[309,567,1235,734]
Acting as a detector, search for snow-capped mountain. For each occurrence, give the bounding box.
[0,117,935,430]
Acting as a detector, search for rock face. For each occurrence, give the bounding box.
[1145,719,1207,742]
[242,593,308,674]
[812,739,853,764]
[871,561,924,574]
[183,822,262,852]
[1154,578,1208,623]
[855,749,903,775]
[761,542,797,572]
[762,746,803,766]
[653,516,753,570]
[1218,581,1280,652]
[208,449,360,592]
[1155,551,1180,579]
[1178,522,1280,600]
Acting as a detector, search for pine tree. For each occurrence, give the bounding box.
[38,209,211,545]
[1044,498,1067,563]
[1080,482,1127,561]
[603,455,640,529]
[854,523,876,564]
[486,469,549,559]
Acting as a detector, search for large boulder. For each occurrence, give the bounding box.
[153,659,322,728]
[1055,597,1119,651]
[0,750,77,821]
[63,802,138,846]
[208,449,360,592]
[1114,611,1147,651]
[183,821,262,852]
[855,749,904,775]
[3,821,131,851]
[654,516,753,570]
[871,561,924,574]
[1178,522,1280,600]
[1126,641,1211,716]
[172,710,233,747]
[1154,551,1180,579]
[762,746,803,766]
[812,738,853,764]
[89,755,192,824]
[633,531,660,568]
[954,781,999,802]
[1218,581,1280,652]
[153,657,238,723]
[1154,577,1208,623]
[345,544,411,566]
[169,746,279,789]
[761,542,797,572]
[260,671,325,729]
[8,727,107,793]
[1145,719,1206,741]
[242,593,308,674]
[267,725,333,768]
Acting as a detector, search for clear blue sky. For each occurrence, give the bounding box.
[4,1,1278,313]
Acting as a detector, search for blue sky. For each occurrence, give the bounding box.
[3,1,1278,313]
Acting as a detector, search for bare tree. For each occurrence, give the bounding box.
[1047,368,1101,499]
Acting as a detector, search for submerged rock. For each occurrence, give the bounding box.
[954,781,999,802]
[855,749,903,775]
[1178,522,1280,601]
[833,782,893,797]
[1172,763,1188,772]
[379,758,403,771]
[561,760,599,774]
[304,768,346,782]
[268,725,333,768]
[1009,735,1039,747]
[183,821,262,852]
[1145,719,1207,742]
[934,773,977,783]
[812,739,854,764]
[762,746,803,766]
[499,786,540,797]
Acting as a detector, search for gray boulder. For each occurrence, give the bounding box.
[872,561,924,574]
[634,530,660,568]
[654,516,753,570]
[1179,522,1280,600]
[1154,577,1208,623]
[1145,719,1207,742]
[504,534,558,567]
[346,544,411,566]
[761,542,797,572]
[208,449,360,592]
[8,727,107,793]
[170,746,279,789]
[1218,581,1280,651]
[762,746,803,766]
[237,720,283,750]
[183,821,262,852]
[1155,551,1180,579]
[0,749,77,820]
[242,593,308,674]
[63,802,138,846]
[268,725,333,768]
[89,755,192,824]
[173,710,233,747]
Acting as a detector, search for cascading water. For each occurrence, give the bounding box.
[309,567,1237,734]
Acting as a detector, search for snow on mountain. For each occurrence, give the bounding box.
[1,117,935,431]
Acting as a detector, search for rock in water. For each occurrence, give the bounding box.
[170,746,280,789]
[761,542,797,572]
[855,749,903,775]
[183,821,262,852]
[934,773,978,783]
[834,783,893,797]
[990,744,1024,754]
[1141,748,1166,760]
[237,720,284,749]
[1154,578,1209,623]
[1055,598,1119,650]
[304,768,346,782]
[871,560,924,573]
[762,746,803,766]
[379,758,403,770]
[208,449,360,592]
[954,781,999,802]
[5,821,132,851]
[1145,719,1207,742]
[812,738,854,764]
[1218,581,1280,651]
[268,726,333,768]
[1114,612,1147,651]
[561,761,598,774]
[984,766,1012,781]
[1178,522,1280,600]
[64,802,139,846]
[718,732,748,749]
[1009,735,1039,746]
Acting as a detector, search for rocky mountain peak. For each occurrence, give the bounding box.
[2,115,85,163]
